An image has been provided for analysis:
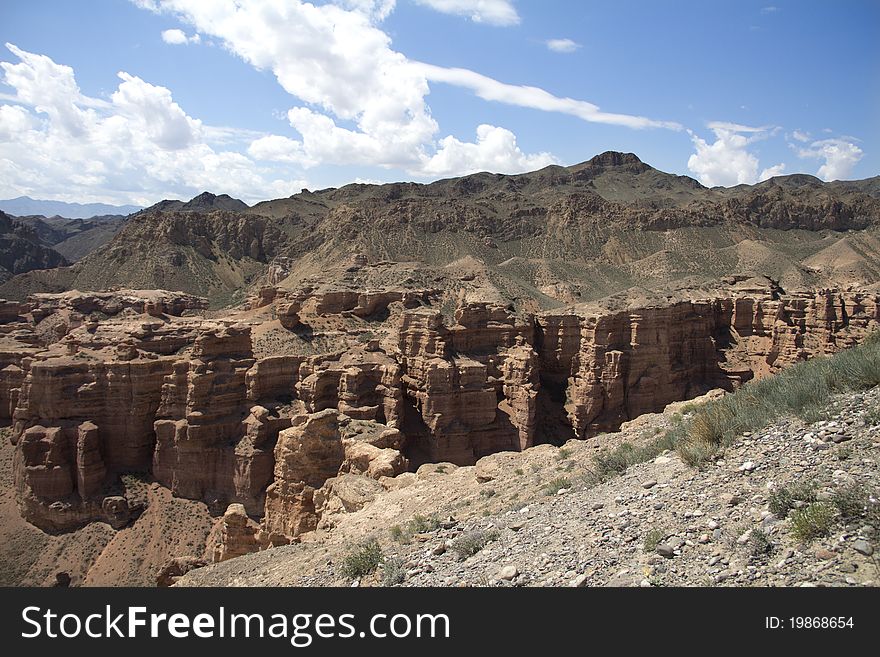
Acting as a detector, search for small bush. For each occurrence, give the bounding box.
[789,503,836,543]
[390,514,440,543]
[831,483,869,521]
[340,540,383,579]
[451,529,498,560]
[543,477,571,495]
[768,481,817,518]
[676,437,718,468]
[408,514,440,534]
[381,557,406,586]
[557,447,572,460]
[643,527,665,553]
[749,528,773,556]
[514,468,524,476]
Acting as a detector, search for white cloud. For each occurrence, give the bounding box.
[0,44,304,204]
[418,63,681,130]
[797,138,863,181]
[412,0,519,26]
[337,0,397,21]
[111,71,201,149]
[791,129,810,143]
[545,38,581,53]
[759,163,786,181]
[161,28,200,44]
[760,6,779,14]
[132,0,677,180]
[687,122,783,187]
[420,124,558,176]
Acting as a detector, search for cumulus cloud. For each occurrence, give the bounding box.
[759,163,786,181]
[0,44,304,204]
[797,138,863,181]
[133,0,677,179]
[420,124,558,176]
[545,38,581,53]
[790,129,810,143]
[412,0,519,26]
[161,28,200,44]
[687,122,784,187]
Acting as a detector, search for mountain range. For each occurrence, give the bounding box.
[0,196,142,219]
[1,152,879,308]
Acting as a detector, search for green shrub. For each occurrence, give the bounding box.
[676,437,719,469]
[643,527,665,553]
[749,528,773,556]
[390,514,441,543]
[340,540,383,579]
[451,530,498,560]
[831,483,869,521]
[543,477,571,495]
[381,557,406,586]
[768,481,817,518]
[789,503,836,543]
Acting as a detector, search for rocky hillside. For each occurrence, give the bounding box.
[176,384,880,588]
[0,211,70,282]
[12,214,127,262]
[3,153,880,308]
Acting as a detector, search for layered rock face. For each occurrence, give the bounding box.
[4,284,878,548]
[397,304,538,465]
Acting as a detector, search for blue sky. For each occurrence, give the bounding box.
[0,0,877,205]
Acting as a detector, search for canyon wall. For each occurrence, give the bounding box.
[2,284,878,545]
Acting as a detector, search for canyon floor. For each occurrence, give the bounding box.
[176,386,880,588]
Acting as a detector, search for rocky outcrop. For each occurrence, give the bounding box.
[210,503,261,563]
[263,409,345,538]
[397,304,539,465]
[156,556,208,587]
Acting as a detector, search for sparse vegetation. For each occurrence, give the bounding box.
[643,527,665,553]
[451,529,498,560]
[768,481,817,518]
[675,333,880,467]
[586,431,679,484]
[381,557,407,586]
[749,528,773,556]
[789,502,836,543]
[340,539,383,579]
[543,476,571,495]
[831,483,870,521]
[390,514,441,543]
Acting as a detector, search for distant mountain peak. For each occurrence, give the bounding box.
[137,192,249,216]
[586,151,644,167]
